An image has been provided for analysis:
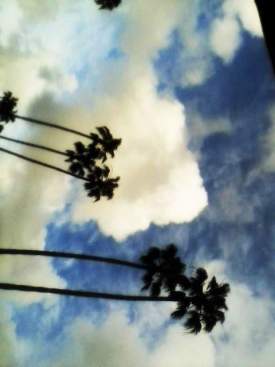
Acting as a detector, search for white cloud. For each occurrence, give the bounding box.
[71,80,207,239]
[0,152,67,304]
[210,16,241,63]
[0,0,263,246]
[209,0,262,64]
[1,0,208,241]
[215,284,275,367]
[161,0,262,87]
[223,0,263,38]
[40,311,215,367]
[0,303,29,366]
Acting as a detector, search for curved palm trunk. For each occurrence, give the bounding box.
[0,135,67,157]
[255,0,275,74]
[0,248,147,270]
[0,147,88,181]
[14,114,91,140]
[0,282,174,301]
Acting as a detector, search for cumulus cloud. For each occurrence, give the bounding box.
[0,151,67,304]
[66,0,208,240]
[71,80,207,239]
[158,0,262,89]
[0,0,262,246]
[210,16,241,63]
[40,311,215,367]
[209,0,262,63]
[222,0,263,37]
[0,0,208,242]
[0,304,29,366]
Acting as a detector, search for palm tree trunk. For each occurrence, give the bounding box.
[0,147,88,181]
[0,135,67,157]
[0,248,147,270]
[0,282,174,301]
[14,114,91,140]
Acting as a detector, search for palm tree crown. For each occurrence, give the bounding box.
[95,0,122,10]
[65,132,121,201]
[140,244,188,296]
[171,268,230,334]
[84,170,120,201]
[0,91,18,128]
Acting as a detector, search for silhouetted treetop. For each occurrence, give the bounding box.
[95,0,122,10]
[170,268,230,334]
[84,169,120,201]
[0,91,18,131]
[140,244,230,333]
[140,244,187,296]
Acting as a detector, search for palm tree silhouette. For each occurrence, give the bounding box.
[0,91,17,127]
[171,268,230,333]
[93,127,122,161]
[0,245,230,333]
[95,0,122,10]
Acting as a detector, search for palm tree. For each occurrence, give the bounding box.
[0,245,230,333]
[171,268,230,333]
[95,0,122,10]
[255,0,275,74]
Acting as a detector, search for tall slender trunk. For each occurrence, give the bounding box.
[0,135,67,157]
[14,114,91,140]
[0,147,88,181]
[0,248,147,271]
[0,282,174,301]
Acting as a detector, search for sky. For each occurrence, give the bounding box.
[0,0,275,366]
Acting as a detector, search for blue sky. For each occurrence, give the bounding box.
[1,1,275,366]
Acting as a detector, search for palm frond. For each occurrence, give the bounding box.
[184,311,202,334]
[95,0,122,10]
